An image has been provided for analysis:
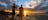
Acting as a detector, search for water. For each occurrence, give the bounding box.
[0,14,48,20]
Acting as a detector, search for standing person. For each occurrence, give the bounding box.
[12,3,15,20]
[19,5,24,20]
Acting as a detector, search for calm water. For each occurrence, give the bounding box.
[0,14,48,20]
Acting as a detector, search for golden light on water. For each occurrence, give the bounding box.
[4,9,45,16]
[4,10,9,12]
[15,11,19,14]
[4,9,36,16]
[23,10,28,16]
[23,9,32,16]
[9,11,12,12]
[4,9,30,16]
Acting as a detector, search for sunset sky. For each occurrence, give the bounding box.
[0,0,48,8]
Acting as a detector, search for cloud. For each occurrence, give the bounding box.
[0,2,8,8]
[23,0,42,9]
[0,2,2,4]
[0,2,5,4]
[23,1,39,8]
